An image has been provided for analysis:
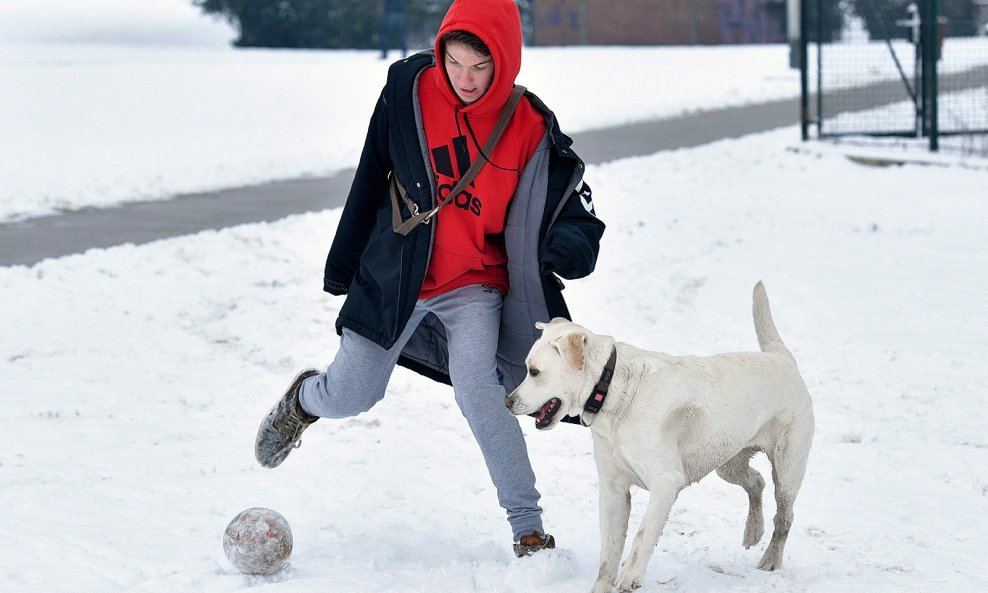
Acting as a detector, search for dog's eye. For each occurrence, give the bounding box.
[528,367,539,377]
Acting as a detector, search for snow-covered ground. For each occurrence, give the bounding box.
[2,2,987,593]
[2,125,986,593]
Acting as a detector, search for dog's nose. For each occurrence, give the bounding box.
[504,394,516,408]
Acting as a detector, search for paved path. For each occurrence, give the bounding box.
[0,96,802,267]
[1,66,983,267]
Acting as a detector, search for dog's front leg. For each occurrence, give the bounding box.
[591,456,632,593]
[615,472,683,592]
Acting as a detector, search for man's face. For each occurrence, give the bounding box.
[443,41,494,105]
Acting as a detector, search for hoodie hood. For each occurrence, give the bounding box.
[432,0,523,118]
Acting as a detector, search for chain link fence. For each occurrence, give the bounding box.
[800,0,988,154]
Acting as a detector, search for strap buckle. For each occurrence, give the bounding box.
[421,206,440,224]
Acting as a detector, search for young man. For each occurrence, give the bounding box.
[256,0,604,557]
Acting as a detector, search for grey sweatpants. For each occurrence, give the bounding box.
[299,284,544,540]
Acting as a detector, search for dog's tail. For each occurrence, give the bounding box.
[753,282,791,357]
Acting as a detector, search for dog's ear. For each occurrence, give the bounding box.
[553,331,587,371]
[535,317,569,333]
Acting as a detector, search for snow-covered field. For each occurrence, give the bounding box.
[2,2,987,593]
[2,125,986,593]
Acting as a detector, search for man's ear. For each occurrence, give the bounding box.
[553,331,586,371]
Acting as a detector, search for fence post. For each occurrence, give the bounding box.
[800,0,809,140]
[816,0,823,138]
[922,0,940,150]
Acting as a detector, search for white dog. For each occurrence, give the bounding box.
[506,282,814,593]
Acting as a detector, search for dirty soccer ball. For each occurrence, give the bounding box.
[223,507,293,575]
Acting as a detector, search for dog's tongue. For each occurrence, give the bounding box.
[535,398,560,428]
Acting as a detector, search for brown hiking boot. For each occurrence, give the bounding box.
[513,530,556,557]
[254,369,320,468]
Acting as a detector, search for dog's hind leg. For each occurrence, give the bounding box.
[715,447,765,548]
[758,418,813,571]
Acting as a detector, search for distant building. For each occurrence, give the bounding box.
[531,0,787,45]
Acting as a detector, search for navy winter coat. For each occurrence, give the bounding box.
[323,51,605,394]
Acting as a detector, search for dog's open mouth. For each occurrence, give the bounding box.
[534,398,562,429]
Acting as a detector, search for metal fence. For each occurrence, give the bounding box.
[800,0,988,153]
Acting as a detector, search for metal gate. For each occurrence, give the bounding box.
[800,0,988,153]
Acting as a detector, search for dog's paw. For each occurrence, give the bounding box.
[614,571,643,592]
[743,520,764,548]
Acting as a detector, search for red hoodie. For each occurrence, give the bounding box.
[417,0,546,300]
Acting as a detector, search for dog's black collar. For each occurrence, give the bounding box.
[581,346,617,427]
